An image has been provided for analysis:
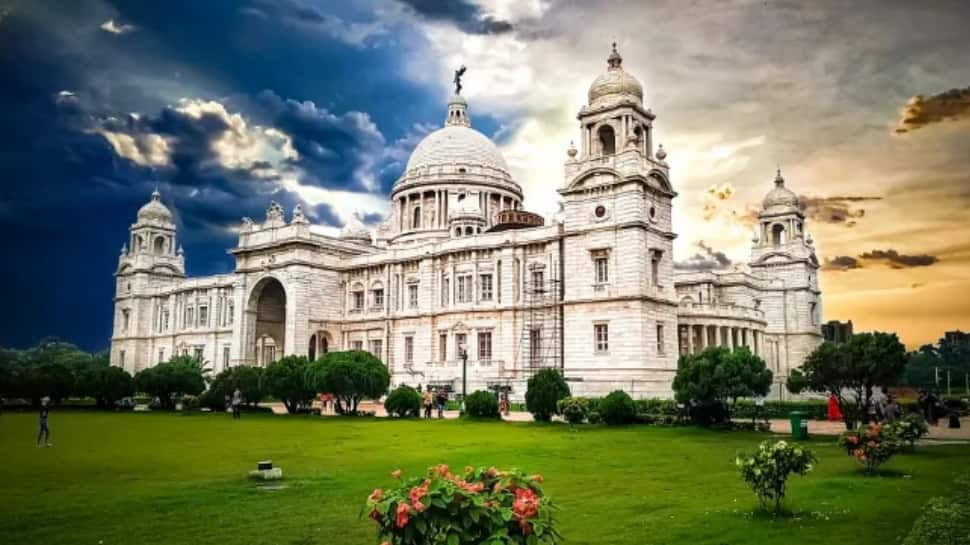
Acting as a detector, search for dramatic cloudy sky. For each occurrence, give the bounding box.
[1,0,969,351]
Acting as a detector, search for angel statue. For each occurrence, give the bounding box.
[454,65,467,95]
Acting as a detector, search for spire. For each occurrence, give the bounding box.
[607,42,623,70]
[445,94,470,127]
[774,168,785,187]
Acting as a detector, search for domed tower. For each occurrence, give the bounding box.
[448,191,487,237]
[113,189,185,372]
[388,75,523,244]
[339,215,373,245]
[748,170,822,385]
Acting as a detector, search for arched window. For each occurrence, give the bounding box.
[413,206,422,229]
[772,224,786,246]
[455,228,461,237]
[465,226,473,236]
[598,125,616,155]
[153,236,166,255]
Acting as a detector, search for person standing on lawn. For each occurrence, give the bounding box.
[423,388,433,419]
[37,397,52,447]
[436,389,447,419]
[231,388,242,419]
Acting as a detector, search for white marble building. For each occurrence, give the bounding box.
[111,47,821,399]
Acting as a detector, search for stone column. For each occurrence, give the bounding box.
[687,323,695,355]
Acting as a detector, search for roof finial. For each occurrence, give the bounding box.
[774,168,784,186]
[151,184,161,201]
[453,65,467,95]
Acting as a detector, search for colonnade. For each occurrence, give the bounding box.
[677,323,762,357]
[396,189,520,231]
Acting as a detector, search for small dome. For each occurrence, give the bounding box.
[405,125,509,173]
[340,215,372,244]
[588,44,643,108]
[762,170,800,211]
[137,189,173,223]
[449,194,484,220]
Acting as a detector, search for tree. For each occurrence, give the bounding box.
[307,351,390,415]
[673,346,773,425]
[134,357,206,410]
[525,368,571,422]
[261,355,315,414]
[788,332,907,426]
[86,366,134,408]
[384,385,422,417]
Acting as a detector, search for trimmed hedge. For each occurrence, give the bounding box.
[463,391,500,419]
[384,385,422,418]
[902,473,970,545]
[599,390,636,425]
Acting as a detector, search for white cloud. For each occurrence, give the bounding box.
[280,177,389,228]
[100,19,136,35]
[98,131,172,167]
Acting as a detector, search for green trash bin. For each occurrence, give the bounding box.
[789,411,809,440]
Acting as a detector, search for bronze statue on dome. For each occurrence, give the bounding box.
[454,65,467,95]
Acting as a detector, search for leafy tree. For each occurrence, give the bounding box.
[204,365,266,411]
[133,357,206,410]
[788,332,906,426]
[673,346,772,425]
[262,355,315,414]
[525,368,571,422]
[464,390,500,419]
[306,351,390,414]
[85,366,134,408]
[384,384,422,417]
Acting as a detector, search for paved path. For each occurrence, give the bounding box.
[265,401,970,439]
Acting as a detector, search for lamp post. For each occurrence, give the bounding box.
[459,343,468,415]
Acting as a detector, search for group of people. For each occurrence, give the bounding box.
[223,388,243,419]
[421,388,449,418]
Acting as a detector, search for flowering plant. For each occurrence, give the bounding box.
[838,423,899,474]
[885,412,929,449]
[364,465,560,545]
[736,440,816,513]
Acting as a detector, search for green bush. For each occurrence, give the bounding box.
[901,473,970,545]
[384,385,422,417]
[634,398,679,416]
[464,390,500,419]
[736,440,816,513]
[599,390,636,425]
[134,356,206,410]
[306,351,390,414]
[525,368,571,422]
[557,396,590,425]
[886,412,929,448]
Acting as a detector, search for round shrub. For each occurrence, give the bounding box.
[838,423,899,474]
[525,368,571,422]
[886,412,929,448]
[599,390,636,425]
[384,385,422,418]
[557,396,589,425]
[464,390,500,419]
[736,440,816,513]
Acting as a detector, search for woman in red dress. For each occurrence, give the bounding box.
[827,393,843,421]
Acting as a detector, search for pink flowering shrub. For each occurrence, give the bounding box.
[838,423,899,474]
[364,465,560,545]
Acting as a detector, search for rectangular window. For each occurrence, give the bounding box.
[480,274,493,301]
[352,291,364,310]
[198,306,208,327]
[404,336,414,364]
[194,347,204,360]
[594,257,609,284]
[158,349,165,364]
[408,284,419,308]
[478,331,492,361]
[352,340,363,351]
[119,350,125,367]
[810,302,818,326]
[656,323,665,354]
[531,270,544,290]
[457,275,472,303]
[456,333,467,358]
[185,307,194,329]
[651,252,661,287]
[439,333,448,361]
[223,346,230,368]
[441,277,450,307]
[595,324,609,353]
[529,328,542,363]
[369,339,383,359]
[163,311,170,331]
[226,303,233,325]
[122,309,130,332]
[373,289,384,308]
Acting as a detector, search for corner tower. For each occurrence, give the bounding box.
[748,170,822,386]
[112,189,185,372]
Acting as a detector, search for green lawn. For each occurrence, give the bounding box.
[1,412,967,545]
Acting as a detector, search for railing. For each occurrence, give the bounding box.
[678,302,765,321]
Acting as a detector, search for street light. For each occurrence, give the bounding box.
[459,342,468,415]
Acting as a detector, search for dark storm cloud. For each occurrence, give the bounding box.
[798,195,882,227]
[822,256,862,271]
[674,241,733,271]
[396,0,513,34]
[895,86,970,134]
[860,249,938,268]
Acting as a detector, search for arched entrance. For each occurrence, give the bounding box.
[308,330,332,361]
[247,277,286,365]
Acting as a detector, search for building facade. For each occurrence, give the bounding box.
[111,47,822,399]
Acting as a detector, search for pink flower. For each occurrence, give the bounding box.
[396,503,411,528]
[413,500,426,513]
[369,488,383,502]
[391,469,402,479]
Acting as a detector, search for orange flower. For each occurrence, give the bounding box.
[493,481,505,493]
[369,488,383,502]
[436,464,451,477]
[396,503,411,528]
[391,469,402,479]
[530,474,544,484]
[409,484,428,504]
[513,488,540,520]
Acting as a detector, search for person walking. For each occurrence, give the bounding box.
[423,388,433,419]
[37,397,52,447]
[231,388,242,419]
[436,389,447,419]
[499,391,509,417]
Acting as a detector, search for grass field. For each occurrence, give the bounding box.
[1,412,968,545]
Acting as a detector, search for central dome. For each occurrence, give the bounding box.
[405,125,509,173]
[588,44,643,108]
